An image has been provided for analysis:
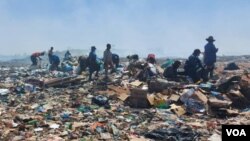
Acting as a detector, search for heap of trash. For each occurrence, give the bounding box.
[0,57,250,141]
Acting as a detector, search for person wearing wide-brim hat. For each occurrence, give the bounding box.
[204,36,218,79]
[206,36,216,42]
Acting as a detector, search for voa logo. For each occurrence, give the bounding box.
[226,129,246,136]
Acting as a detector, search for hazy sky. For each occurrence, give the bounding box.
[0,0,250,57]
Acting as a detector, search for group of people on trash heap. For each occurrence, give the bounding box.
[30,43,120,81]
[30,47,62,71]
[164,36,218,83]
[84,44,120,81]
[30,35,218,83]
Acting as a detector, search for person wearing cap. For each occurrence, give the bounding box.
[204,36,218,79]
[88,46,100,81]
[30,51,45,66]
[184,49,205,83]
[103,43,114,78]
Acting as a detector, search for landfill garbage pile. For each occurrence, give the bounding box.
[0,60,250,141]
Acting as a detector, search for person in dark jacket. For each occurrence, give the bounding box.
[48,47,54,64]
[78,56,88,74]
[30,51,45,66]
[50,55,60,71]
[185,49,205,83]
[88,46,100,81]
[204,36,218,78]
[112,54,120,68]
[163,60,181,80]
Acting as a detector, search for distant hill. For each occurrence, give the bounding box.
[1,50,250,67]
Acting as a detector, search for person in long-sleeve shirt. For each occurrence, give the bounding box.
[88,46,100,81]
[204,36,218,78]
[184,49,205,83]
[30,52,45,66]
[50,55,60,71]
[103,44,114,78]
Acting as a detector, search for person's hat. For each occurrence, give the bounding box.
[91,46,96,50]
[206,36,215,42]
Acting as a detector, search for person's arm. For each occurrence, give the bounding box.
[38,53,42,60]
[211,44,218,53]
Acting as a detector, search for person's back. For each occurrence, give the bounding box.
[88,51,97,65]
[163,61,181,79]
[103,44,114,78]
[103,49,112,64]
[78,56,88,72]
[204,42,217,65]
[51,55,60,63]
[31,52,42,57]
[30,52,45,66]
[204,36,218,79]
[88,46,100,81]
[163,66,175,78]
[112,54,120,68]
[185,49,203,82]
[188,55,200,69]
[50,55,60,71]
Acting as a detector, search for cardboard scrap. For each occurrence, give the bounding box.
[170,104,186,116]
[108,85,129,94]
[168,94,180,102]
[209,98,232,108]
[191,91,208,104]
[147,94,155,105]
[130,80,143,87]
[118,94,130,101]
[147,94,167,106]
